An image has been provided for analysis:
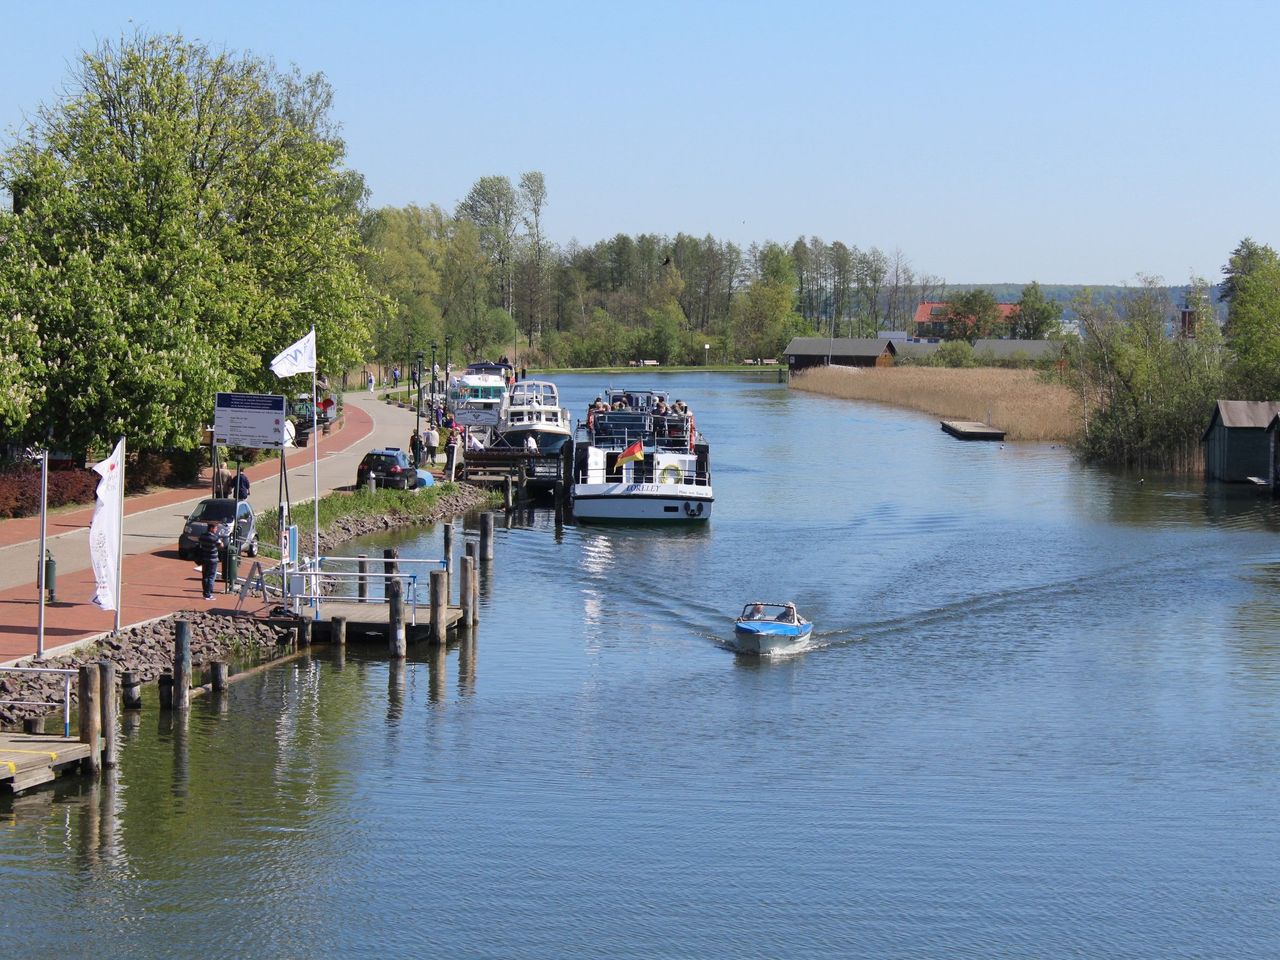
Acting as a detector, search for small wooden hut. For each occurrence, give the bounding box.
[784,338,896,373]
[1202,400,1280,483]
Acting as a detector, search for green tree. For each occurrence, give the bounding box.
[0,32,373,453]
[1219,237,1279,308]
[360,204,446,368]
[731,243,802,359]
[1225,255,1280,398]
[1009,281,1063,339]
[457,175,519,315]
[944,288,1003,343]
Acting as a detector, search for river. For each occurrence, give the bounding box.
[4,372,1279,959]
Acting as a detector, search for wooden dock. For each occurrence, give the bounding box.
[316,600,464,642]
[0,732,92,793]
[941,420,1006,441]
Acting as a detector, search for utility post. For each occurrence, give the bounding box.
[414,350,424,465]
[430,340,438,413]
[444,335,452,385]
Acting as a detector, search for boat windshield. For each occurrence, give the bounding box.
[739,603,795,622]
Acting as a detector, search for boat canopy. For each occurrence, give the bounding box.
[738,602,799,623]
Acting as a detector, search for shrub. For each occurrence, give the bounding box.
[0,465,99,518]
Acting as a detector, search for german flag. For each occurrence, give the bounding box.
[617,440,644,465]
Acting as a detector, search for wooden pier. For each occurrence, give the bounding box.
[315,600,463,642]
[0,732,91,793]
[941,420,1006,441]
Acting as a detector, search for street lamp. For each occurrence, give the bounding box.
[444,335,452,387]
[415,350,424,465]
[704,343,710,366]
[429,340,438,411]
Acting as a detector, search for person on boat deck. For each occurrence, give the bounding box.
[612,399,626,410]
[465,430,485,452]
[591,397,607,413]
[672,399,689,416]
[750,604,765,619]
[654,399,670,416]
[775,607,796,623]
[524,433,538,453]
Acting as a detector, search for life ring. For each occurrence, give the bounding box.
[658,463,683,484]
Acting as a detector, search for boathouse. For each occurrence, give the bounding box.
[1202,400,1280,483]
[784,337,896,372]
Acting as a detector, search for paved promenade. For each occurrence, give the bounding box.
[0,392,424,663]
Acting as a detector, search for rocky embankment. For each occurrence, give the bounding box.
[315,483,493,552]
[0,613,292,727]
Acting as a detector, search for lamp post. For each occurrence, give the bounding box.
[444,335,452,387]
[415,350,424,465]
[704,343,710,367]
[429,340,438,411]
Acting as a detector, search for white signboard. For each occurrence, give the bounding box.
[213,393,287,449]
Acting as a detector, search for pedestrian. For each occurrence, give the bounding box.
[234,470,250,500]
[410,429,423,467]
[425,424,439,464]
[199,520,223,600]
[214,464,233,498]
[367,371,375,393]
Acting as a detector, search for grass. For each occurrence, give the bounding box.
[257,482,474,545]
[791,366,1080,442]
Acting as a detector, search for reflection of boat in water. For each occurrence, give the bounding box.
[571,388,713,523]
[733,602,812,654]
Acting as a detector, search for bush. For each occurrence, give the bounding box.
[0,465,99,518]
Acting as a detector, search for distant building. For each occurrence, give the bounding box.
[1202,400,1280,482]
[784,337,896,372]
[912,301,1018,339]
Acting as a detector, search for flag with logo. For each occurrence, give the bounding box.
[270,328,316,378]
[89,438,125,611]
[617,440,644,465]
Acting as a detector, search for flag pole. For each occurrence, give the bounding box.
[115,435,125,634]
[36,448,48,658]
[311,342,320,565]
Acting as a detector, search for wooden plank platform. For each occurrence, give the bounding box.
[0,733,91,793]
[941,420,1006,441]
[314,600,464,640]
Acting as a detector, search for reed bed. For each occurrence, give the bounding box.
[792,366,1080,442]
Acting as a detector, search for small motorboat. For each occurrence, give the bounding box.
[733,602,812,654]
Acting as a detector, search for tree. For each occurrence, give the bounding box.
[1009,281,1063,339]
[1220,237,1279,307]
[731,243,802,359]
[943,289,1003,343]
[359,204,445,368]
[457,175,519,315]
[1225,255,1280,398]
[516,171,548,346]
[0,32,374,453]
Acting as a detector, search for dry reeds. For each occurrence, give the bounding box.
[791,366,1080,442]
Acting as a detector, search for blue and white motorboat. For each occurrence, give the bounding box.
[733,602,812,654]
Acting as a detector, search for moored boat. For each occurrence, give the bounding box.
[733,602,812,654]
[571,388,712,522]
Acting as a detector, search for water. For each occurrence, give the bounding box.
[5,373,1280,958]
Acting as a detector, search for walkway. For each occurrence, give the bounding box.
[0,392,427,663]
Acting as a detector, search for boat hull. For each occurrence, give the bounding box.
[572,483,713,522]
[733,621,812,654]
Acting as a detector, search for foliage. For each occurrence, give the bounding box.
[935,341,978,367]
[1066,277,1225,471]
[943,289,1004,343]
[0,464,98,518]
[0,32,375,454]
[1223,245,1280,398]
[1009,281,1063,339]
[257,481,465,541]
[359,204,445,367]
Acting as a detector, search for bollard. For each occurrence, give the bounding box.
[366,476,377,495]
[554,481,565,521]
[357,555,369,601]
[471,554,481,624]
[383,547,399,597]
[460,555,475,627]
[172,620,191,711]
[121,670,142,710]
[209,661,229,691]
[98,661,118,769]
[78,665,101,775]
[297,618,312,649]
[443,523,454,573]
[224,543,239,593]
[158,670,174,710]
[430,569,447,645]
[480,513,495,562]
[504,476,513,509]
[387,579,406,657]
[331,615,347,647]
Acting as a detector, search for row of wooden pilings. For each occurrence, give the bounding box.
[64,514,498,777]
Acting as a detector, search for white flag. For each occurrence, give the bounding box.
[270,328,316,378]
[89,438,124,611]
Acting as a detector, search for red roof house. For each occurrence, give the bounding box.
[912,301,1018,339]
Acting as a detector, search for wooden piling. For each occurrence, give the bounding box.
[460,555,475,627]
[503,475,513,509]
[158,670,174,710]
[430,569,447,644]
[98,660,117,769]
[388,579,406,657]
[78,664,101,775]
[471,555,481,624]
[121,670,142,710]
[480,513,495,561]
[173,620,191,711]
[384,547,399,597]
[297,618,312,649]
[357,555,369,601]
[443,523,454,573]
[209,661,229,692]
[331,615,347,647]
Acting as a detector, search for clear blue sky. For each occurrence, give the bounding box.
[5,0,1278,286]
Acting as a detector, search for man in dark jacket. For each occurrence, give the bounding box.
[199,521,223,600]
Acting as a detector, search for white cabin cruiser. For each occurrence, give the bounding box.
[571,388,712,523]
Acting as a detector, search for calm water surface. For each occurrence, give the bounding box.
[4,373,1279,958]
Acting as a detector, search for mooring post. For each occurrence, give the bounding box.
[357,555,369,601]
[554,481,565,523]
[121,670,142,710]
[480,512,495,562]
[443,522,454,574]
[158,670,174,710]
[78,664,101,776]
[388,579,406,657]
[366,476,376,495]
[429,568,447,644]
[297,618,312,649]
[331,615,347,648]
[98,660,117,769]
[503,475,513,509]
[471,554,481,624]
[460,555,475,627]
[210,661,229,692]
[383,547,399,598]
[173,620,192,711]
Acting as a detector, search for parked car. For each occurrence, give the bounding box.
[178,498,258,560]
[356,448,434,490]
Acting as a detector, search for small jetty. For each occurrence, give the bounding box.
[941,420,1006,441]
[0,732,91,792]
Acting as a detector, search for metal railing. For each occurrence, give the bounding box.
[0,666,76,737]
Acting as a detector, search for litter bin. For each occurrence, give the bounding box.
[224,542,240,593]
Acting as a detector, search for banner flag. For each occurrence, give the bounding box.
[617,440,644,465]
[89,438,125,611]
[270,328,316,378]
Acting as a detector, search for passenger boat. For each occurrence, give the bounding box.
[472,380,573,490]
[446,372,509,444]
[571,388,712,522]
[733,602,812,654]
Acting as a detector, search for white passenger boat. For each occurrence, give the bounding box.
[571,388,712,523]
[446,372,509,444]
[480,380,574,489]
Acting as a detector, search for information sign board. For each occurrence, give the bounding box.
[213,393,287,449]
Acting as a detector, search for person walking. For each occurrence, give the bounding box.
[410,429,424,467]
[425,424,439,465]
[367,371,375,393]
[198,520,223,600]
[234,469,250,500]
